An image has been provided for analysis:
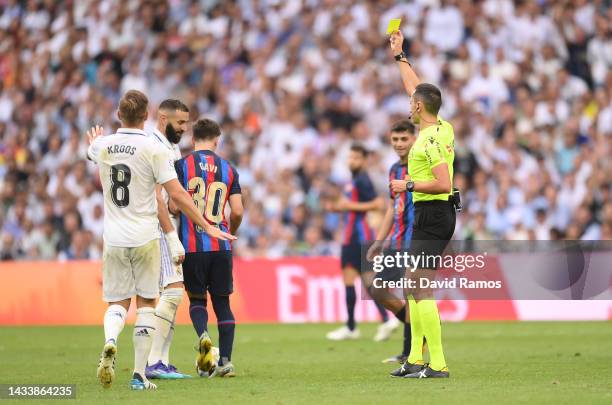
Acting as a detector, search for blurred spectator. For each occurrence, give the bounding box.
[58,230,99,261]
[0,0,610,263]
[0,232,19,260]
[22,220,59,260]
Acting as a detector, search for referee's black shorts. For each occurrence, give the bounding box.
[410,199,456,270]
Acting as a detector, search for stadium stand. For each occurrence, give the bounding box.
[0,0,610,261]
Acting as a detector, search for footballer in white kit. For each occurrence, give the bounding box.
[90,127,176,302]
[90,90,236,391]
[144,99,192,380]
[154,129,184,289]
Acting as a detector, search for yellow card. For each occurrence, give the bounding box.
[386,18,401,35]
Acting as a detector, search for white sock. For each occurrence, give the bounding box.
[148,288,182,366]
[104,304,127,345]
[133,307,156,377]
[160,313,176,366]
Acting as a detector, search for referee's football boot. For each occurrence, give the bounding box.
[390,360,425,377]
[404,364,450,379]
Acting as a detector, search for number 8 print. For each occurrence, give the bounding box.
[110,164,131,207]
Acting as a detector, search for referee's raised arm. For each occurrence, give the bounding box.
[389,30,421,97]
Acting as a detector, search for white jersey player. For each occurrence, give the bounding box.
[144,99,192,379]
[89,90,235,391]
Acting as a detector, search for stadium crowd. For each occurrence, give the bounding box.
[0,0,611,261]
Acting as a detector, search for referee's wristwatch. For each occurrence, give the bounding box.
[405,180,415,192]
[394,51,407,62]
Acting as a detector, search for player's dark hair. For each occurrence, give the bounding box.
[118,90,148,126]
[350,143,369,157]
[390,119,416,134]
[159,99,189,113]
[413,83,442,115]
[193,118,221,141]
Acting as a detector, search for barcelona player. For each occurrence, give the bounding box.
[325,144,399,341]
[171,118,244,378]
[366,120,419,366]
[89,91,235,391]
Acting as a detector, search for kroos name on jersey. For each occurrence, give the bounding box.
[107,145,137,155]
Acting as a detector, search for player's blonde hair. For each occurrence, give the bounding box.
[118,90,148,126]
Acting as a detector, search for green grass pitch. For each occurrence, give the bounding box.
[1,322,611,404]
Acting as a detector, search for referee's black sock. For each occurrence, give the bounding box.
[211,295,235,365]
[189,297,208,337]
[345,286,357,330]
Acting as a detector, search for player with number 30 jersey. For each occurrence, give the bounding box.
[175,147,241,252]
[172,118,243,379]
[88,91,236,391]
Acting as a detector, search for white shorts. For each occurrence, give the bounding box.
[102,239,161,302]
[159,231,184,289]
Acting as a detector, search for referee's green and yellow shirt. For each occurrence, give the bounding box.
[407,116,455,202]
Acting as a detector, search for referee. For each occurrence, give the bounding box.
[388,30,456,379]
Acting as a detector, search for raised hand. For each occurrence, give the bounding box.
[87,125,104,145]
[389,30,404,55]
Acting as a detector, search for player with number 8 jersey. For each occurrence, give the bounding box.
[87,91,236,391]
[90,131,174,247]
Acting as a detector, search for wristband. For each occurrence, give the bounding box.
[394,51,407,61]
[164,230,180,241]
[164,230,185,259]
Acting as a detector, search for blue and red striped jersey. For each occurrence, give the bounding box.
[342,171,376,246]
[174,150,241,252]
[388,161,414,249]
